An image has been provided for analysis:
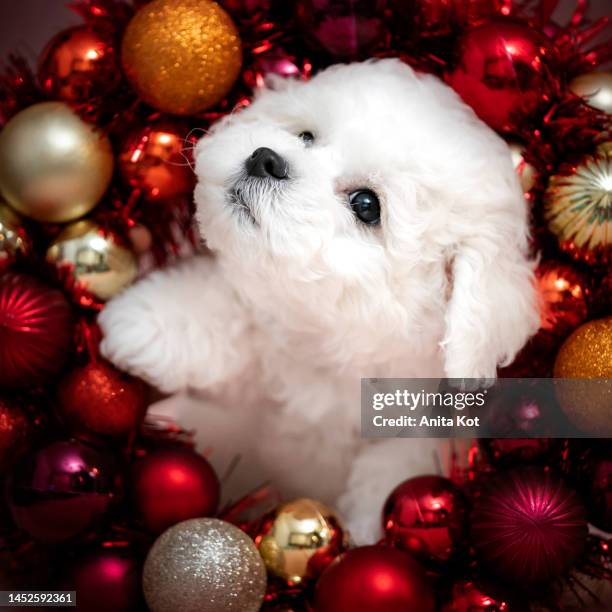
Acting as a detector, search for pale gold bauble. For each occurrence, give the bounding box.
[569,71,612,114]
[508,140,537,193]
[122,0,242,116]
[0,102,113,223]
[256,498,350,585]
[46,220,137,303]
[0,202,30,269]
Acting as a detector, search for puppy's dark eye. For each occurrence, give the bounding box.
[349,189,380,225]
[298,131,315,146]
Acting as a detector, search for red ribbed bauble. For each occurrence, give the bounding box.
[447,21,552,133]
[0,273,73,389]
[314,545,435,612]
[382,475,467,566]
[57,361,147,437]
[471,468,587,584]
[440,579,510,611]
[131,446,220,533]
[0,396,30,469]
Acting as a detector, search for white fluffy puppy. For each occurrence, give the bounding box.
[100,59,538,542]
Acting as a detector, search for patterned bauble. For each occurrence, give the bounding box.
[544,151,612,265]
[142,518,266,612]
[0,273,73,389]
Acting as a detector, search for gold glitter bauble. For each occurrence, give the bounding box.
[508,140,537,193]
[544,151,612,265]
[122,0,242,115]
[569,71,612,114]
[0,203,30,271]
[46,220,137,304]
[142,518,266,612]
[553,317,612,436]
[256,498,349,585]
[0,102,113,223]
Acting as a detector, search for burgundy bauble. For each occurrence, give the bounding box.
[130,446,220,533]
[471,468,588,583]
[447,21,552,133]
[0,273,73,389]
[39,26,119,103]
[440,579,510,611]
[61,543,144,612]
[382,475,467,566]
[118,120,197,202]
[57,361,147,437]
[9,439,116,542]
[0,396,30,469]
[314,545,435,612]
[585,455,612,532]
[243,47,312,90]
[295,0,389,59]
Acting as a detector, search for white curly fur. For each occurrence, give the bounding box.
[99,60,539,542]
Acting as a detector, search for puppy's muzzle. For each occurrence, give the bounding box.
[245,147,288,180]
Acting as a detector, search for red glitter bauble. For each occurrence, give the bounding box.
[130,446,220,533]
[57,361,148,437]
[295,0,389,59]
[314,545,435,612]
[382,475,467,566]
[8,439,116,542]
[0,273,73,389]
[38,26,120,104]
[447,21,552,133]
[440,579,510,611]
[471,468,588,583]
[118,120,197,202]
[0,396,30,469]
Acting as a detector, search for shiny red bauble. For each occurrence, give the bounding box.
[57,361,148,437]
[382,475,467,566]
[295,0,389,59]
[314,545,435,612]
[447,21,552,133]
[243,47,312,90]
[0,396,30,469]
[130,446,220,533]
[0,273,73,389]
[39,26,120,103]
[9,439,117,542]
[440,579,510,611]
[118,120,197,202]
[471,468,588,583]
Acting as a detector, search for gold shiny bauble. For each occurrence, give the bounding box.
[569,71,612,114]
[122,0,242,115]
[256,498,349,585]
[508,140,537,193]
[0,203,30,270]
[544,151,612,265]
[553,317,612,436]
[46,220,137,304]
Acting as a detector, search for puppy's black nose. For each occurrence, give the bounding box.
[245,147,288,179]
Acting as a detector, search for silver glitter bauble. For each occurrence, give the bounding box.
[143,518,266,612]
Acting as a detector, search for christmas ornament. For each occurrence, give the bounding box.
[0,202,30,273]
[440,579,510,611]
[118,120,197,202]
[46,220,138,305]
[8,439,116,542]
[130,446,220,533]
[479,438,554,468]
[314,545,435,612]
[569,71,612,114]
[295,0,389,59]
[389,0,453,38]
[243,48,312,91]
[507,140,537,193]
[0,102,113,223]
[38,26,119,104]
[544,151,612,265]
[142,518,266,612]
[382,475,467,566]
[0,273,73,389]
[447,22,552,133]
[585,455,612,532]
[221,0,281,19]
[553,317,612,435]
[61,542,144,612]
[453,0,508,30]
[0,396,30,469]
[121,0,243,115]
[57,360,147,437]
[256,497,349,585]
[470,468,588,583]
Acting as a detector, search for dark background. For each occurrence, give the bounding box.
[0,0,610,62]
